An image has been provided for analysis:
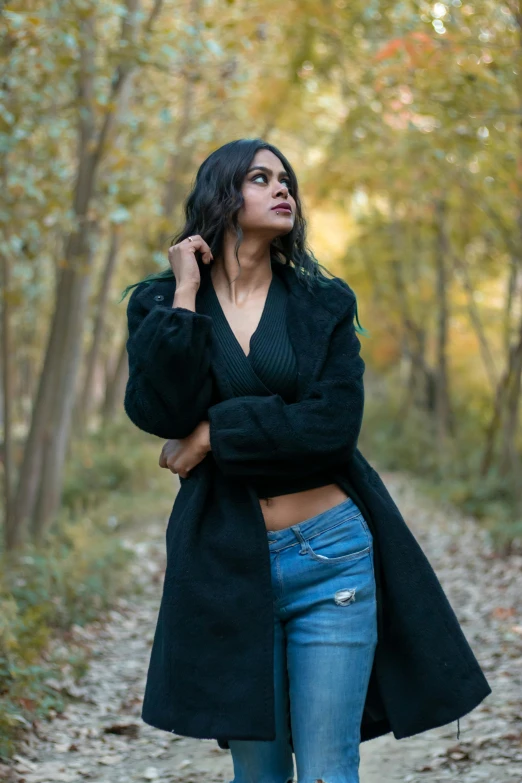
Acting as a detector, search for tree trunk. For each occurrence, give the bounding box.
[102,336,129,421]
[1,251,17,550]
[498,314,522,480]
[389,255,434,413]
[30,252,94,543]
[74,224,121,432]
[12,256,71,545]
[451,250,498,392]
[481,3,522,480]
[434,198,453,447]
[13,2,144,542]
[498,72,522,478]
[157,0,202,247]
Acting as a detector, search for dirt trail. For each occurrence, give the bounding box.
[4,472,521,783]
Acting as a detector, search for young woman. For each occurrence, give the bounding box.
[122,139,491,783]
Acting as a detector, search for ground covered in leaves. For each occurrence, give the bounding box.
[2,471,521,783]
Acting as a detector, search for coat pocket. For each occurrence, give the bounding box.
[305,512,372,564]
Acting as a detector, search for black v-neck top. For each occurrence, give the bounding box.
[202,270,298,403]
[198,267,335,499]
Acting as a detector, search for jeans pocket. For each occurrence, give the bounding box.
[305,513,372,564]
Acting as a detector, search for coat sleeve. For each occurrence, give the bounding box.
[123,282,215,440]
[207,297,365,477]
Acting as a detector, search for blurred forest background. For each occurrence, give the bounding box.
[0,0,520,760]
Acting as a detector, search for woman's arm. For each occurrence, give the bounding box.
[206,299,365,477]
[123,282,215,440]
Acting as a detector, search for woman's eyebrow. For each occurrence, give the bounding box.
[246,165,289,177]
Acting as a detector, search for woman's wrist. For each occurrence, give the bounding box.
[173,286,198,311]
[195,420,211,454]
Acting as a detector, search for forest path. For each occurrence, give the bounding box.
[5,472,521,783]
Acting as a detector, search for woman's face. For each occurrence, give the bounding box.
[238,149,296,237]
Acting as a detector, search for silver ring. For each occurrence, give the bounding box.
[188,236,194,242]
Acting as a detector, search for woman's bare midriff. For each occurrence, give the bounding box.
[259,483,350,531]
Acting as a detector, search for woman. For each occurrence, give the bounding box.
[121,139,491,783]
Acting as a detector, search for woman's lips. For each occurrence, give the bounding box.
[271,206,292,213]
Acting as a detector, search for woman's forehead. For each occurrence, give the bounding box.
[251,149,284,167]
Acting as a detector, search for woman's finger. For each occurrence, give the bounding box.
[179,235,213,264]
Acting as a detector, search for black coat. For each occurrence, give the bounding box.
[123,259,491,749]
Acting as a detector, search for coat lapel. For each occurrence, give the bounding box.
[139,261,354,403]
[273,262,355,399]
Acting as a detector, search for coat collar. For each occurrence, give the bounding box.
[269,261,355,398]
[138,260,355,400]
[270,259,354,321]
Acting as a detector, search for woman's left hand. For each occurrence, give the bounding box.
[159,421,211,479]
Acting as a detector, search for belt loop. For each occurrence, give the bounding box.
[291,524,308,555]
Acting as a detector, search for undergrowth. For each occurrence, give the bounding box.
[0,419,173,760]
[361,382,522,555]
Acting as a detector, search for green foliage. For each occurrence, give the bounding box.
[0,420,174,760]
[61,419,166,512]
[361,380,522,554]
[0,523,132,758]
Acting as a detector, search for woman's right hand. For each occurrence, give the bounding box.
[168,235,214,290]
[159,422,210,479]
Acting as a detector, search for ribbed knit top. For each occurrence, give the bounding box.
[202,270,298,403]
[198,266,335,499]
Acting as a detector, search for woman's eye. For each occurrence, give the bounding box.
[251,173,292,190]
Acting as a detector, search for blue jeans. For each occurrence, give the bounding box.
[228,497,378,783]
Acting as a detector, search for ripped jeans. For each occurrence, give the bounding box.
[228,497,378,783]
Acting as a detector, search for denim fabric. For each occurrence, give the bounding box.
[228,497,378,783]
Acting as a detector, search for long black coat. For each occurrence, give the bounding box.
[123,259,491,749]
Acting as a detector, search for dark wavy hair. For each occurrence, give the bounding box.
[119,138,367,334]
